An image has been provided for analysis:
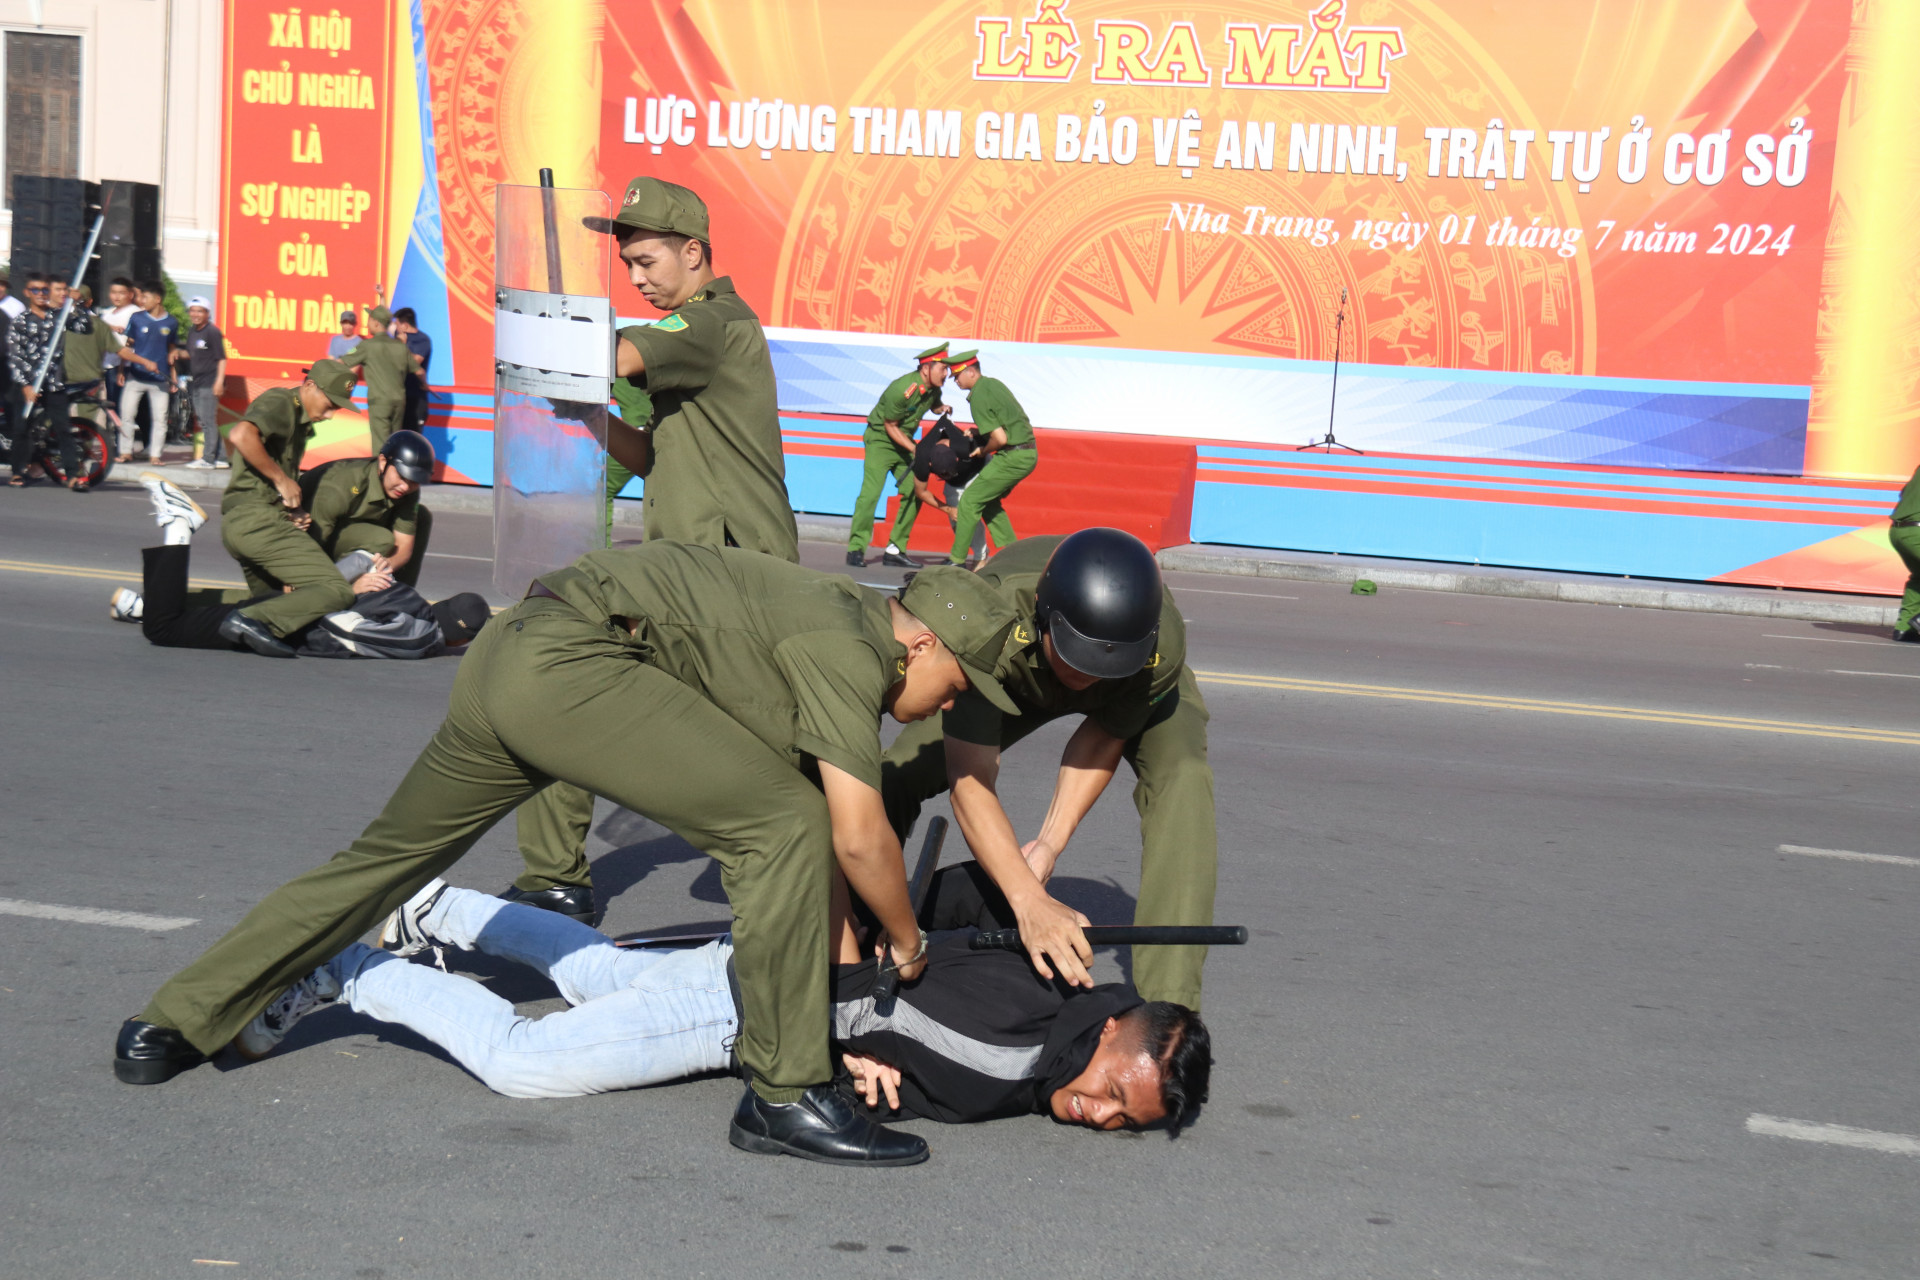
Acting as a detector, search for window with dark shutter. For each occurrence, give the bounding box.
[5,32,82,209]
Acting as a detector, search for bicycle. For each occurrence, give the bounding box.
[15,386,119,489]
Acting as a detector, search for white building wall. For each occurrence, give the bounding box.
[0,0,223,285]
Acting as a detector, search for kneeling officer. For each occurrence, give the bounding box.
[216,360,360,655]
[115,545,1021,1168]
[299,429,437,588]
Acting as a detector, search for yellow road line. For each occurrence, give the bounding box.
[1193,670,1920,747]
[0,558,242,590]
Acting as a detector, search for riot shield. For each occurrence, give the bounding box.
[492,183,614,600]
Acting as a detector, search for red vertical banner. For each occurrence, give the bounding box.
[218,3,392,378]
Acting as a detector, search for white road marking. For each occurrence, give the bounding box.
[425,551,491,562]
[1762,634,1890,645]
[1778,843,1920,867]
[0,897,198,930]
[1744,663,1784,669]
[1747,1113,1920,1156]
[1177,587,1301,601]
[1829,669,1920,679]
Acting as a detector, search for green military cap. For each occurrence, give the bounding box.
[915,342,950,363]
[945,349,980,371]
[899,566,1022,714]
[305,358,359,409]
[367,304,392,326]
[584,176,712,241]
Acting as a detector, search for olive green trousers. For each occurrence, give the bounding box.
[846,434,921,555]
[221,502,357,637]
[1893,524,1920,633]
[142,598,834,1101]
[366,398,404,449]
[880,666,1217,1010]
[949,448,1034,562]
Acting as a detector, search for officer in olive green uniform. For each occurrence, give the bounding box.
[124,547,1016,1129]
[507,178,802,916]
[217,361,360,638]
[338,306,414,448]
[945,351,1037,565]
[299,446,432,588]
[846,343,950,567]
[881,535,1216,1009]
[1890,465,1920,642]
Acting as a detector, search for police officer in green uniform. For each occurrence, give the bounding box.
[846,343,950,567]
[338,306,417,448]
[114,547,1020,1168]
[214,360,360,655]
[944,350,1037,566]
[1889,465,1920,643]
[501,178,802,925]
[881,528,1217,1011]
[298,429,436,588]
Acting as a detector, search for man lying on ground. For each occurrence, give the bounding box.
[232,861,1212,1133]
[112,472,489,659]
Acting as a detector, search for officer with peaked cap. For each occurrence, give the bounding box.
[212,359,361,655]
[501,177,803,926]
[943,350,1037,565]
[847,342,951,567]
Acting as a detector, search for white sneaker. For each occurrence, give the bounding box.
[213,460,230,470]
[183,458,214,470]
[138,471,207,539]
[109,588,144,622]
[379,877,450,961]
[234,966,342,1060]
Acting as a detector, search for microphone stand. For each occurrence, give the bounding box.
[1298,286,1362,454]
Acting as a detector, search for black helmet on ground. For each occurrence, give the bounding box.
[1033,527,1162,680]
[379,429,436,484]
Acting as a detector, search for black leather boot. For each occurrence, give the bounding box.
[729,1084,929,1166]
[497,883,599,926]
[219,611,296,658]
[114,1018,209,1085]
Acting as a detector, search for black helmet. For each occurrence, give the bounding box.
[1033,528,1162,679]
[379,429,436,484]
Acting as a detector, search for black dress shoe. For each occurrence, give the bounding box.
[845,550,865,568]
[219,611,297,658]
[498,883,600,926]
[729,1084,929,1166]
[114,1018,209,1085]
[880,551,915,567]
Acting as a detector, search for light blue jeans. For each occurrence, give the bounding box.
[326,887,736,1098]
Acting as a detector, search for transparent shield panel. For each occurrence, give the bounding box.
[492,183,613,600]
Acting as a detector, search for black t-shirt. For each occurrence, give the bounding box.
[912,415,986,487]
[185,323,224,387]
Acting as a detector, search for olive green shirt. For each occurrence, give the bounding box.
[223,386,315,514]
[619,276,799,562]
[964,376,1034,449]
[1893,467,1920,524]
[943,535,1185,746]
[298,457,420,549]
[538,542,904,788]
[65,319,118,384]
[339,334,413,404]
[865,371,944,443]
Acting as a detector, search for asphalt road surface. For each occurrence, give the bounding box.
[3,479,1917,1278]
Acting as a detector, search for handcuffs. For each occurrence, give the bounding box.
[876,927,929,976]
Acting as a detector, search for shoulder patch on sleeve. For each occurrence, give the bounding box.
[654,314,689,333]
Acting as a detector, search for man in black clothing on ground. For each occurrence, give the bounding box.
[212,859,1213,1135]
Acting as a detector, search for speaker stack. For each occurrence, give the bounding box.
[7,175,161,293]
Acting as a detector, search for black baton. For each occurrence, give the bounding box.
[970,925,1248,951]
[873,815,948,1005]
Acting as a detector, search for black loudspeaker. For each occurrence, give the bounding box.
[97,180,159,248]
[85,244,163,297]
